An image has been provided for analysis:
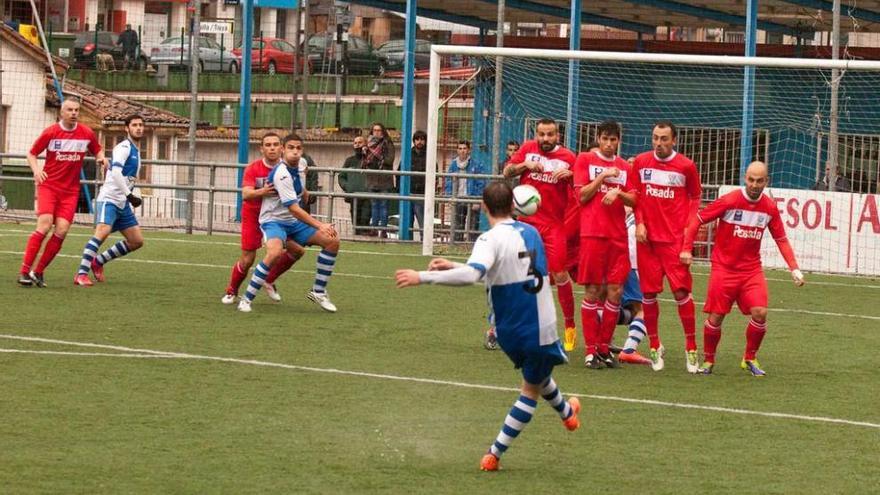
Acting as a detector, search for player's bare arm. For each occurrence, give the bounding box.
[635,223,648,243]
[26,153,47,184]
[395,269,421,287]
[428,258,460,271]
[242,183,276,201]
[504,160,542,178]
[550,168,573,182]
[579,167,617,204]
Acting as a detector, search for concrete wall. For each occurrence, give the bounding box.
[1,44,55,154]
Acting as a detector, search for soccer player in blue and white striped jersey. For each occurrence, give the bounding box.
[395,181,581,472]
[237,134,340,313]
[74,114,145,286]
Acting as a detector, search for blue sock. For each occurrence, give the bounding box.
[489,395,536,458]
[540,378,572,419]
[313,249,337,293]
[244,262,270,302]
[95,240,130,266]
[623,318,647,353]
[77,237,102,275]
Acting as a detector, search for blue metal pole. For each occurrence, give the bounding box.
[566,0,582,149]
[739,0,759,182]
[397,0,417,241]
[236,0,255,221]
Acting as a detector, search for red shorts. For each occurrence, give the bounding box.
[241,212,263,251]
[704,267,768,315]
[532,222,567,273]
[577,236,630,285]
[636,239,692,294]
[36,185,79,223]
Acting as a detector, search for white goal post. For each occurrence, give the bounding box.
[422,46,880,276]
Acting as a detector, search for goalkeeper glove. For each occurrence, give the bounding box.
[127,194,142,208]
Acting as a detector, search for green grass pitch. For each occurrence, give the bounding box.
[0,222,878,493]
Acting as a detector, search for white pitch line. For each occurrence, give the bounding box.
[0,349,179,359]
[0,228,456,259]
[1,249,878,321]
[1,334,878,430]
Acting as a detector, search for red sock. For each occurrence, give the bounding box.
[703,321,722,363]
[20,230,46,274]
[744,318,767,361]
[557,279,575,328]
[599,300,620,355]
[265,252,297,284]
[580,300,600,355]
[226,261,249,295]
[676,294,697,352]
[34,234,64,274]
[642,297,661,349]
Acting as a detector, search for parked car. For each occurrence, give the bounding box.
[74,31,149,70]
[375,39,431,75]
[150,36,239,73]
[231,37,308,75]
[305,33,381,76]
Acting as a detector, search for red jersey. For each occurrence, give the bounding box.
[572,152,634,239]
[507,140,576,227]
[688,188,787,272]
[29,123,101,192]
[632,150,702,243]
[241,159,275,220]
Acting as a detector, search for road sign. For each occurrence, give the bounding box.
[200,21,235,35]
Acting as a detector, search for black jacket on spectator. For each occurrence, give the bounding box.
[410,146,426,195]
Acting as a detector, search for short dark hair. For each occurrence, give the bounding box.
[653,120,677,138]
[262,132,282,145]
[124,114,144,127]
[536,118,557,128]
[596,120,621,139]
[587,140,600,151]
[506,140,519,147]
[457,140,471,149]
[413,130,427,142]
[282,133,303,145]
[482,181,513,217]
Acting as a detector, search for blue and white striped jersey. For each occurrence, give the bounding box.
[467,220,558,345]
[97,138,139,207]
[258,162,305,225]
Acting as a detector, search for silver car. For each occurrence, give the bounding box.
[150,36,239,73]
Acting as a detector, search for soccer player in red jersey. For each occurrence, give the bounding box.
[680,161,804,377]
[573,121,636,369]
[631,121,702,373]
[504,119,578,352]
[221,133,304,304]
[19,99,107,287]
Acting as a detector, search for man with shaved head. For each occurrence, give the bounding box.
[680,161,805,377]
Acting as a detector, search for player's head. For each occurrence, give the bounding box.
[535,119,558,153]
[59,98,80,126]
[744,161,769,201]
[413,130,427,150]
[506,140,519,158]
[261,132,283,162]
[596,121,621,157]
[481,181,513,218]
[652,121,677,159]
[124,114,145,140]
[282,133,304,162]
[457,140,471,160]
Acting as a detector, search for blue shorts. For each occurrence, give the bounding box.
[261,221,317,246]
[498,328,568,384]
[96,201,138,232]
[621,269,643,306]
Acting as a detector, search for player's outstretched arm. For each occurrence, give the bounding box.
[26,153,47,185]
[774,237,804,286]
[399,264,483,287]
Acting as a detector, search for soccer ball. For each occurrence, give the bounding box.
[513,184,541,217]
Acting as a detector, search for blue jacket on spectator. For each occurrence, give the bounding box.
[444,156,487,197]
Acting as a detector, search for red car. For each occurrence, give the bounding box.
[232,37,309,75]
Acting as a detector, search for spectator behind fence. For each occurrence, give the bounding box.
[408,130,428,232]
[812,162,852,192]
[444,140,486,241]
[117,24,139,70]
[363,122,395,238]
[300,153,320,214]
[339,136,372,235]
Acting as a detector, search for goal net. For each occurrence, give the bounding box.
[423,47,880,276]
